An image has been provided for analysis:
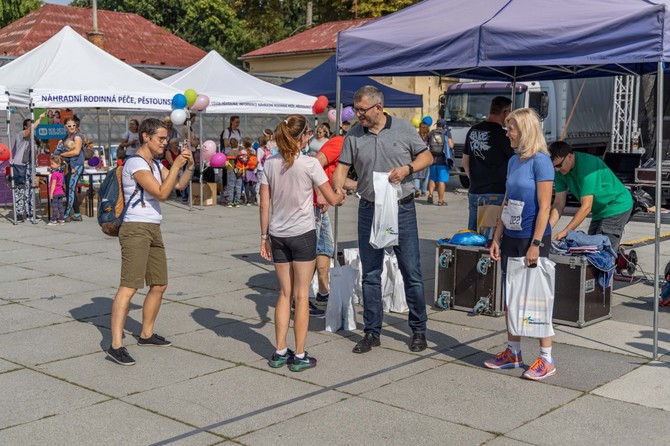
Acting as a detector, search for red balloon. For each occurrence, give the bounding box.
[312,95,328,115]
[0,144,9,162]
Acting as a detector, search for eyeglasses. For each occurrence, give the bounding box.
[353,103,380,115]
[66,124,76,129]
[553,156,567,170]
[153,136,168,143]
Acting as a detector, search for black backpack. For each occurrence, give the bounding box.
[97,155,160,237]
[429,130,445,156]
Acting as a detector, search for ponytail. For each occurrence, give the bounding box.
[274,114,308,169]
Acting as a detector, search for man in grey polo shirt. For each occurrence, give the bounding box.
[333,85,433,354]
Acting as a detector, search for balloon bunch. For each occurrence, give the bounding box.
[170,88,210,125]
[411,115,434,128]
[326,105,356,123]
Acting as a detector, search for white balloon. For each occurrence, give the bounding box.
[170,108,187,125]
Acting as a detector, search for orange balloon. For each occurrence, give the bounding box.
[312,95,328,114]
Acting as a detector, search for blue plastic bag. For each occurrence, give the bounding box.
[441,231,487,247]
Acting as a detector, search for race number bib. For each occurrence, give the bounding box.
[501,199,524,231]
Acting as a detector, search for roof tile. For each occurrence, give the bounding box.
[0,4,205,67]
[241,18,374,58]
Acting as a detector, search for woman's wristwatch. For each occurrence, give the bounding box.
[261,234,268,240]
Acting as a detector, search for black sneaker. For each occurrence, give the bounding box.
[268,348,295,368]
[291,301,325,317]
[288,352,317,372]
[137,333,172,347]
[315,293,329,306]
[107,346,136,366]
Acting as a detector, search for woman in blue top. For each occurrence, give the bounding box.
[484,108,556,381]
[59,117,85,221]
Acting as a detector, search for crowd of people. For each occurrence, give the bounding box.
[10,87,633,381]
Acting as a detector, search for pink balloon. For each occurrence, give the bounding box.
[192,94,210,111]
[201,140,217,161]
[327,109,337,123]
[210,152,227,168]
[342,106,355,122]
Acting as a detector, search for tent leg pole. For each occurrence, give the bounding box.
[653,62,663,359]
[8,108,17,225]
[333,75,342,263]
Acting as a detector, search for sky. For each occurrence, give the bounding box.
[45,0,72,4]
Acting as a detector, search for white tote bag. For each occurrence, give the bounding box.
[506,257,556,338]
[382,250,409,313]
[369,172,401,249]
[325,265,358,332]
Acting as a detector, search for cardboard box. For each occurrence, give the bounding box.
[192,182,217,206]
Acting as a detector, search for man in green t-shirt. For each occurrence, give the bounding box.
[548,141,633,253]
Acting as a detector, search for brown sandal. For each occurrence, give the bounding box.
[437,201,447,206]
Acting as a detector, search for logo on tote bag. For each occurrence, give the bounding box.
[524,316,550,326]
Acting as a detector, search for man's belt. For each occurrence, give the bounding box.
[360,194,414,205]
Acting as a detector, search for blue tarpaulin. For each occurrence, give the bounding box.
[283,56,423,107]
[336,0,670,80]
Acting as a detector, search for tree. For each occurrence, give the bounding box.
[0,0,42,29]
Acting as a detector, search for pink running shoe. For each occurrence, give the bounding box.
[483,348,523,369]
[523,357,556,381]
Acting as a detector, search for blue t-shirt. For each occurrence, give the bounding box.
[503,152,554,239]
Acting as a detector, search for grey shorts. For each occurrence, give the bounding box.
[118,222,168,289]
[588,208,632,253]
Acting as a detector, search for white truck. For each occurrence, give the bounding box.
[439,78,614,188]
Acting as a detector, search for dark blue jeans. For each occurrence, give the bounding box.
[358,198,427,337]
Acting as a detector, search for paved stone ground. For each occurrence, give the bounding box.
[1,184,670,445]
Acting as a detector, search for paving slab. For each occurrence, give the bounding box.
[592,361,670,411]
[0,302,72,334]
[0,320,111,365]
[200,265,280,291]
[429,307,508,332]
[171,314,333,364]
[0,358,22,374]
[24,288,118,320]
[163,270,260,298]
[610,297,670,329]
[360,362,581,434]
[0,263,49,281]
[0,246,72,264]
[123,366,344,438]
[0,368,107,430]
[376,318,508,363]
[507,394,669,446]
[0,274,101,301]
[251,337,444,395]
[0,399,220,445]
[44,347,234,398]
[237,396,493,445]
[184,289,279,321]
[552,320,670,358]
[457,342,648,392]
[483,437,536,446]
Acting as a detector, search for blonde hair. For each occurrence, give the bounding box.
[505,108,548,159]
[274,114,308,169]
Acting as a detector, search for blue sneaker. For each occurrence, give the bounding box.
[288,352,317,372]
[268,349,294,368]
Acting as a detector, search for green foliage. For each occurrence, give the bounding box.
[0,0,43,29]
[11,0,422,65]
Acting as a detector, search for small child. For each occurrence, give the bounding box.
[48,155,66,225]
[237,149,259,206]
[224,138,241,207]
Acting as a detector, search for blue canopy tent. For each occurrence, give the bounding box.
[282,56,423,108]
[336,0,670,357]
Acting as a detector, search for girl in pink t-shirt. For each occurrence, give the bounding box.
[259,114,345,372]
[48,155,66,225]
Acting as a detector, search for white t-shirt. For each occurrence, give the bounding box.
[122,156,163,224]
[122,130,140,155]
[261,153,328,238]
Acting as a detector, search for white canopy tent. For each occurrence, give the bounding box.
[0,26,180,110]
[162,50,316,115]
[0,26,183,223]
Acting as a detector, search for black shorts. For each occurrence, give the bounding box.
[270,230,317,263]
[500,234,551,274]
